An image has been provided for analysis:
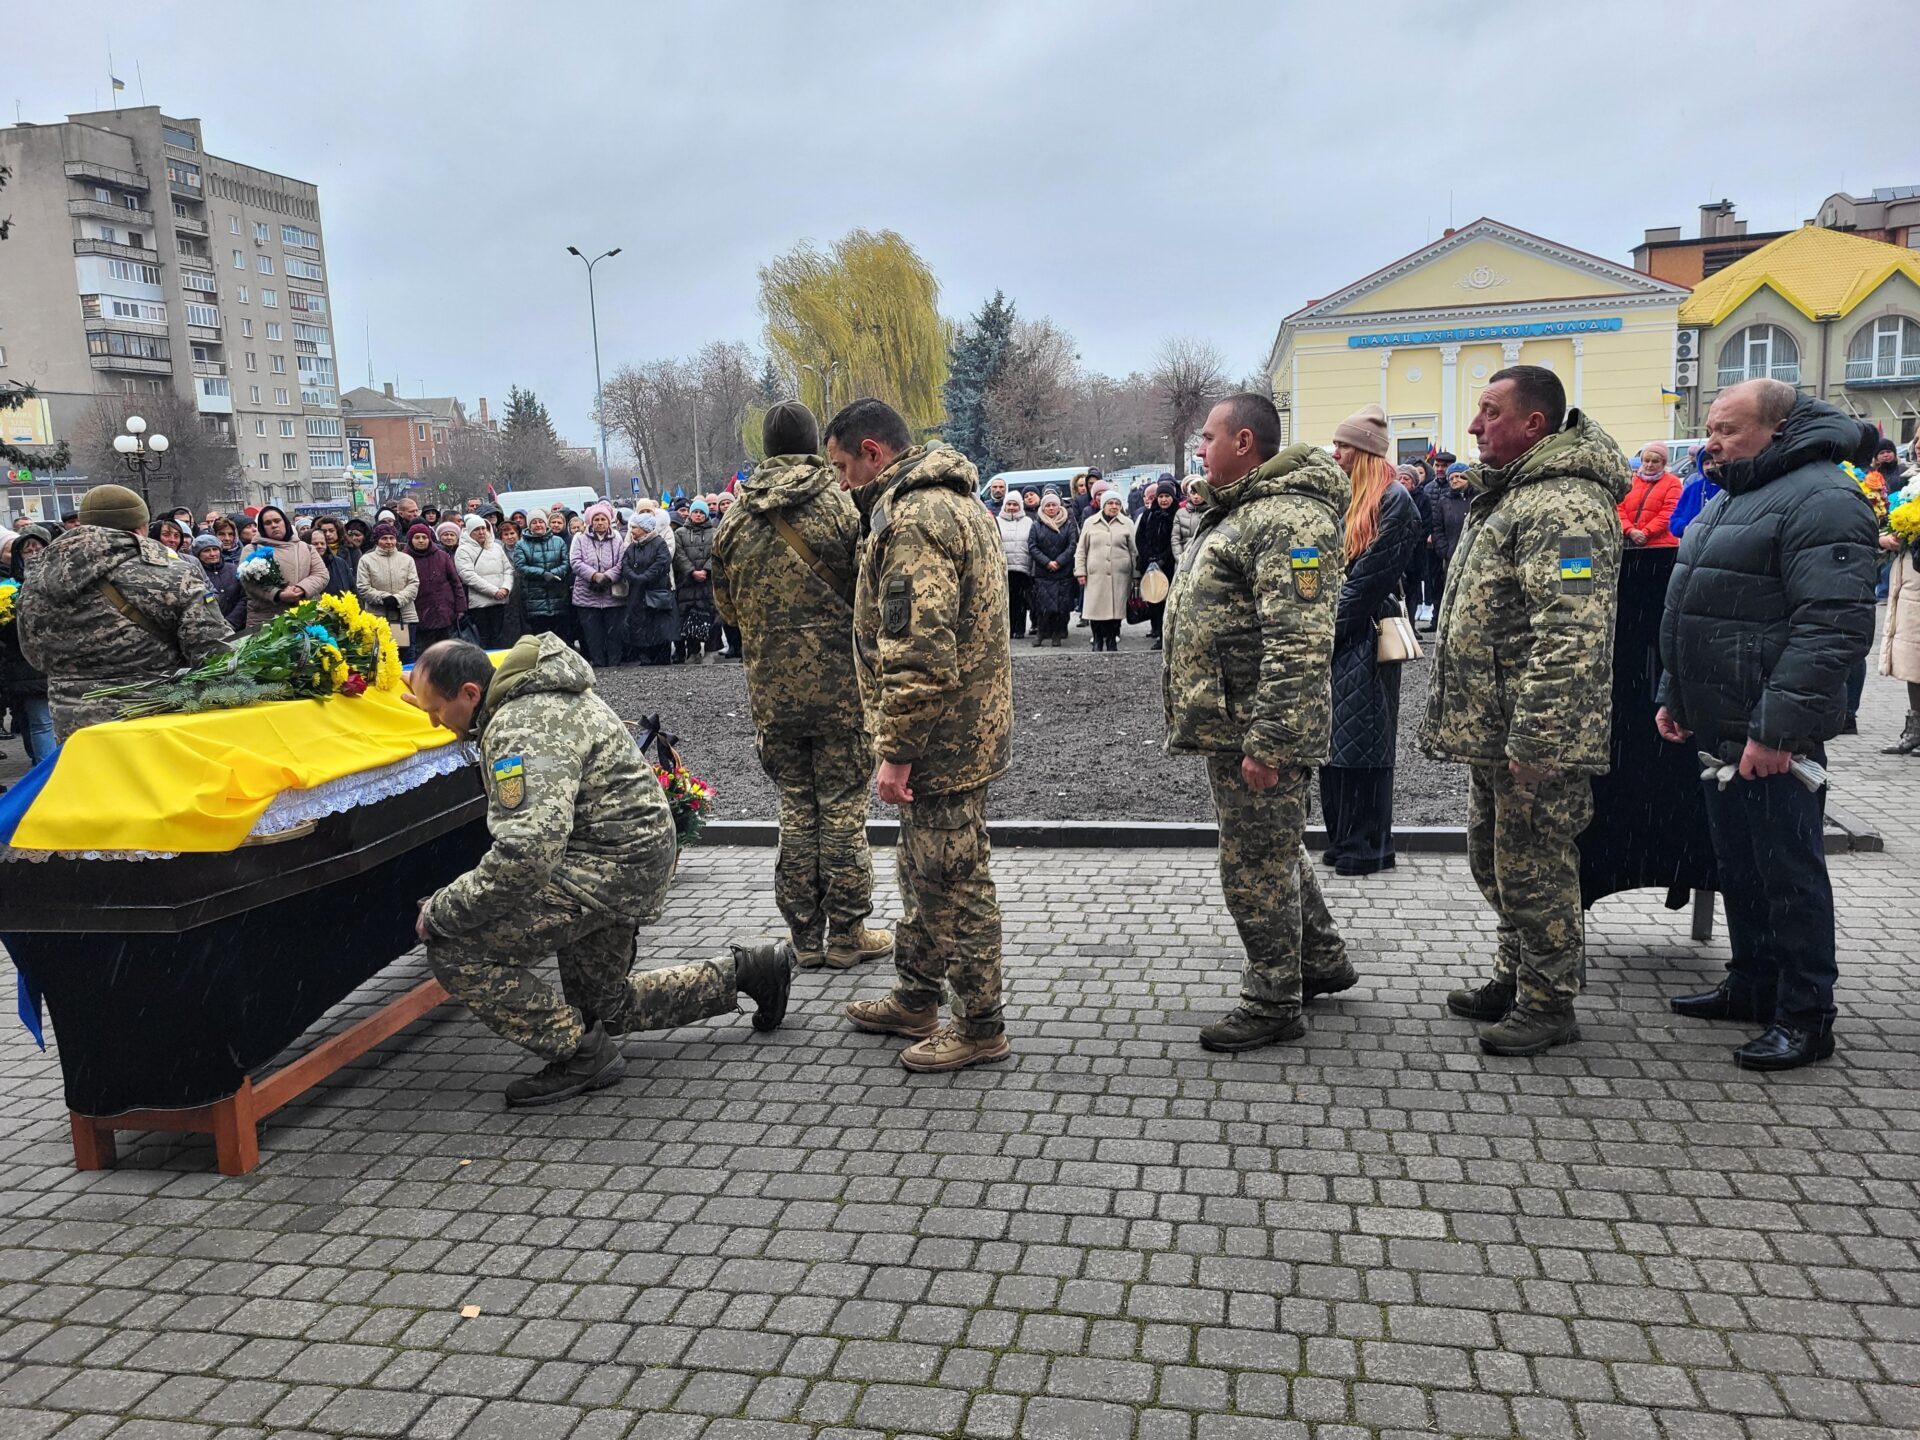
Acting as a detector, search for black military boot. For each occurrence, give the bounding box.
[504,1022,625,1108]
[1883,712,1920,755]
[1199,1006,1305,1053]
[1734,1020,1835,1071]
[1303,961,1360,1001]
[1669,979,1770,1023]
[1446,978,1515,1022]
[1477,1004,1580,1057]
[735,939,794,1033]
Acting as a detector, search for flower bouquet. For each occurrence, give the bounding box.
[656,759,714,846]
[86,591,405,719]
[236,546,286,590]
[0,580,17,629]
[1891,495,1920,549]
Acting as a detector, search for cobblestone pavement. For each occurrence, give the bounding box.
[1,671,1916,1440]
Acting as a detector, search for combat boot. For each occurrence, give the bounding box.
[1446,978,1515,1022]
[1883,712,1920,755]
[734,940,793,1033]
[900,1022,1012,1073]
[1303,961,1359,1002]
[826,924,895,970]
[504,1022,625,1108]
[845,993,939,1038]
[1199,1006,1305,1053]
[791,932,826,970]
[1477,1004,1580,1057]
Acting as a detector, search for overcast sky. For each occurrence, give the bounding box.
[16,1,1919,448]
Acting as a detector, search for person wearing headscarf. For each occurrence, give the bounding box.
[620,512,676,665]
[1075,487,1138,651]
[1025,491,1077,647]
[454,513,514,648]
[192,532,247,631]
[1322,405,1423,876]
[997,494,1034,640]
[672,497,722,663]
[1069,471,1094,524]
[342,517,372,567]
[435,519,463,554]
[1172,478,1203,568]
[408,522,466,650]
[513,511,575,649]
[357,522,421,659]
[240,503,330,631]
[568,500,626,667]
[1132,477,1179,648]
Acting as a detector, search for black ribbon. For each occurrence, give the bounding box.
[635,713,682,769]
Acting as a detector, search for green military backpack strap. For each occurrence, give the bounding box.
[769,511,853,606]
[96,578,177,650]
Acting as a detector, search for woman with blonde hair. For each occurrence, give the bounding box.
[1322,404,1422,875]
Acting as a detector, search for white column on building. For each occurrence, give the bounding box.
[1439,344,1461,452]
[1290,351,1301,446]
[1379,349,1392,411]
[1572,337,1585,408]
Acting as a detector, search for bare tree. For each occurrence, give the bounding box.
[984,319,1078,470]
[597,341,761,497]
[1067,371,1161,472]
[429,419,501,509]
[1150,336,1228,477]
[73,392,242,516]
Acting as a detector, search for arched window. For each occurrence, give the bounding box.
[1716,325,1800,387]
[1846,315,1920,382]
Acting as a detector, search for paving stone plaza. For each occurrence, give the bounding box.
[1,672,1915,1440]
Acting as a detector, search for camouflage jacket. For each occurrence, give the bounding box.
[710,454,866,738]
[1421,411,1629,774]
[17,524,231,741]
[853,444,1012,795]
[425,633,675,939]
[1162,445,1349,767]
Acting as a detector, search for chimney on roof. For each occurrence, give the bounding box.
[1699,199,1738,238]
[382,382,394,399]
[478,396,490,427]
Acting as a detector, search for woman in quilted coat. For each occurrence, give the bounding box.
[1321,405,1421,875]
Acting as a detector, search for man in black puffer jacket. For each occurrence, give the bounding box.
[1655,380,1879,1072]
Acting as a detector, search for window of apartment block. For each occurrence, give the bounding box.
[94,186,112,203]
[285,258,323,281]
[245,352,257,371]
[249,386,261,403]
[306,417,342,438]
[282,224,319,248]
[230,216,241,235]
[184,302,219,327]
[257,255,273,275]
[232,250,244,268]
[282,453,298,472]
[237,285,249,304]
[258,452,270,470]
[280,419,295,437]
[275,388,289,406]
[240,318,253,337]
[255,419,265,435]
[107,259,162,285]
[417,424,428,441]
[271,355,285,374]
[255,223,270,242]
[261,290,278,308]
[265,322,281,341]
[163,125,197,151]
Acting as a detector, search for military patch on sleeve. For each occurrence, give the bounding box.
[491,754,526,811]
[1289,546,1322,601]
[1558,535,1594,596]
[884,574,912,635]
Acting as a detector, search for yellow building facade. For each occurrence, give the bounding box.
[1267,219,1691,462]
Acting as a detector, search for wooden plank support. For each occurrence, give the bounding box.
[67,977,447,1176]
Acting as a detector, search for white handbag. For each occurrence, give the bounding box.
[1375,599,1423,664]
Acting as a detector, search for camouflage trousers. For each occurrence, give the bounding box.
[428,885,735,1060]
[1205,757,1348,1021]
[1466,763,1591,1007]
[757,728,876,948]
[892,785,1004,1040]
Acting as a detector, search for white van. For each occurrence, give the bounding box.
[493,486,603,517]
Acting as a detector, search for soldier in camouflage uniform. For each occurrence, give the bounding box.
[710,402,892,972]
[1421,366,1628,1056]
[1164,394,1357,1053]
[17,483,231,741]
[409,635,793,1107]
[824,399,1015,1074]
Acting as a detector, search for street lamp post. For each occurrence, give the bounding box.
[110,414,170,510]
[566,245,621,498]
[799,360,842,418]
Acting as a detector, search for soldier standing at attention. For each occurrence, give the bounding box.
[407,636,793,1107]
[710,401,894,972]
[1423,366,1628,1056]
[823,399,1015,1073]
[17,483,231,742]
[1163,392,1358,1053]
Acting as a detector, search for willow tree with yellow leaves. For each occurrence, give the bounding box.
[757,229,950,437]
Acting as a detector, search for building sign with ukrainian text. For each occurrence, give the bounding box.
[1348,317,1623,348]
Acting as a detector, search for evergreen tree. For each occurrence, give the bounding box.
[756,355,784,408]
[498,384,563,489]
[942,290,1016,477]
[1,162,71,473]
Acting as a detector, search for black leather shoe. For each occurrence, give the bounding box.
[1733,1023,1835,1071]
[1669,980,1770,1024]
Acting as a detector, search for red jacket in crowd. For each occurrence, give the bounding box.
[1618,470,1681,548]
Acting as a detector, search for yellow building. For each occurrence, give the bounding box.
[1678,223,1920,445]
[1266,219,1690,462]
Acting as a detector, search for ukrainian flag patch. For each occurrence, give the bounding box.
[491,754,526,810]
[1289,546,1322,600]
[1289,547,1320,570]
[1558,535,1594,595]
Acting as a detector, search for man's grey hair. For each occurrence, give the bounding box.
[1723,377,1799,427]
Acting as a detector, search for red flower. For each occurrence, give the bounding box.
[340,673,369,697]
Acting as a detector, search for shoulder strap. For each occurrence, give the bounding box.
[97,578,176,649]
[769,511,852,604]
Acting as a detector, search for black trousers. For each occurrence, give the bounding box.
[1319,765,1395,873]
[1145,599,1166,637]
[1424,556,1448,625]
[1090,619,1121,648]
[1033,607,1070,639]
[469,606,507,649]
[1007,572,1031,637]
[1701,748,1837,1024]
[576,606,623,667]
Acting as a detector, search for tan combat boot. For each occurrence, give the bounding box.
[825,924,895,970]
[845,993,939,1038]
[791,932,826,970]
[900,1023,1012,1073]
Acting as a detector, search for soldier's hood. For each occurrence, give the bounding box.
[1196,444,1350,517]
[1473,410,1631,504]
[478,632,593,732]
[740,454,837,515]
[872,444,980,507]
[27,524,173,603]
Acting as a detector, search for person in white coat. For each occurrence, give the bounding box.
[997,495,1034,639]
[1075,489,1138,651]
[455,513,515,648]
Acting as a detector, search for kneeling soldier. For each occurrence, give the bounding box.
[409,636,791,1106]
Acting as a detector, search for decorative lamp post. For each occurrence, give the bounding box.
[566,245,621,498]
[110,415,170,509]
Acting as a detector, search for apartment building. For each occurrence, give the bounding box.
[0,105,345,505]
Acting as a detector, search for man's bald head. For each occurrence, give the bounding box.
[1705,378,1800,470]
[1720,377,1799,429]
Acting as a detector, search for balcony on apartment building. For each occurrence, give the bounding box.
[195,376,234,414]
[68,197,155,227]
[176,249,216,272]
[73,238,160,264]
[172,211,209,237]
[90,353,173,376]
[63,160,149,193]
[192,360,228,378]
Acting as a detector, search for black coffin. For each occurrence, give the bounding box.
[3,767,489,1115]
